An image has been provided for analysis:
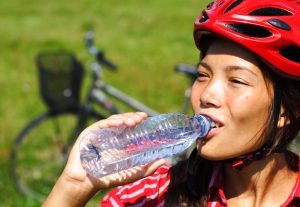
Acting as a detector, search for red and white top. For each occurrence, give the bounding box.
[101,154,300,207]
[101,164,170,207]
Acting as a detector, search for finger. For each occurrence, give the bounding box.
[105,116,135,128]
[110,112,147,122]
[131,112,148,122]
[100,112,147,128]
[78,113,144,140]
[143,159,167,176]
[120,112,148,127]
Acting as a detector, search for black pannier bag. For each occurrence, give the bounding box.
[36,52,84,112]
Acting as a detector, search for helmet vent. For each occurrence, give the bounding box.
[279,46,300,63]
[218,1,225,7]
[225,23,272,37]
[206,1,214,9]
[249,7,292,16]
[267,19,291,30]
[224,0,243,13]
[199,12,209,23]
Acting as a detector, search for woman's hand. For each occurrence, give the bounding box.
[42,112,166,207]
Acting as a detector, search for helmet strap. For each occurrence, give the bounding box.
[230,145,271,170]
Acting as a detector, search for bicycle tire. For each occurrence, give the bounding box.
[10,109,103,201]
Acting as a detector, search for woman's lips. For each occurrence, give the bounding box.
[206,126,222,139]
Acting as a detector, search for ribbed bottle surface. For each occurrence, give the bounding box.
[79,113,211,178]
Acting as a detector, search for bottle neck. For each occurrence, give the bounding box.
[192,115,213,138]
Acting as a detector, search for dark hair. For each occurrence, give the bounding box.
[164,150,213,207]
[164,36,300,206]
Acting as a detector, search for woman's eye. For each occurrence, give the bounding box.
[196,72,209,81]
[230,78,248,86]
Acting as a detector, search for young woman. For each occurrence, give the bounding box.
[43,0,300,206]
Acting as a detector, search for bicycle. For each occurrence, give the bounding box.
[9,30,198,201]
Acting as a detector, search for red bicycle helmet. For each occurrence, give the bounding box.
[194,0,300,80]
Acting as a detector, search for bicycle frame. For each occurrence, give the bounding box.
[92,81,159,116]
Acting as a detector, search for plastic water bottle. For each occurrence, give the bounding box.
[79,113,213,178]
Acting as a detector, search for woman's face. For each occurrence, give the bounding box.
[192,39,273,160]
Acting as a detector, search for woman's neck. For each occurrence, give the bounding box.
[223,153,298,207]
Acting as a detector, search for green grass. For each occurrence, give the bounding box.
[0,0,210,206]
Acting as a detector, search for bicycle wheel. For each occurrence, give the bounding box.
[10,109,102,201]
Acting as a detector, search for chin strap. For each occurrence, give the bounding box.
[231,146,270,170]
[230,144,287,170]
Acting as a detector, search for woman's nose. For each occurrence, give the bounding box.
[199,80,222,108]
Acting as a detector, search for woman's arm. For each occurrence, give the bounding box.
[42,112,166,207]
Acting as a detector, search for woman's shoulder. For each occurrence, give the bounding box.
[101,163,171,207]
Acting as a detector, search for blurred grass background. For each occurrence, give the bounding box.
[0,0,210,206]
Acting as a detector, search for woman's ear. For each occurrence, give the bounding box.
[277,107,290,128]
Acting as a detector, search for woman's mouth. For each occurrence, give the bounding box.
[202,115,224,139]
[207,122,222,139]
[210,121,222,128]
